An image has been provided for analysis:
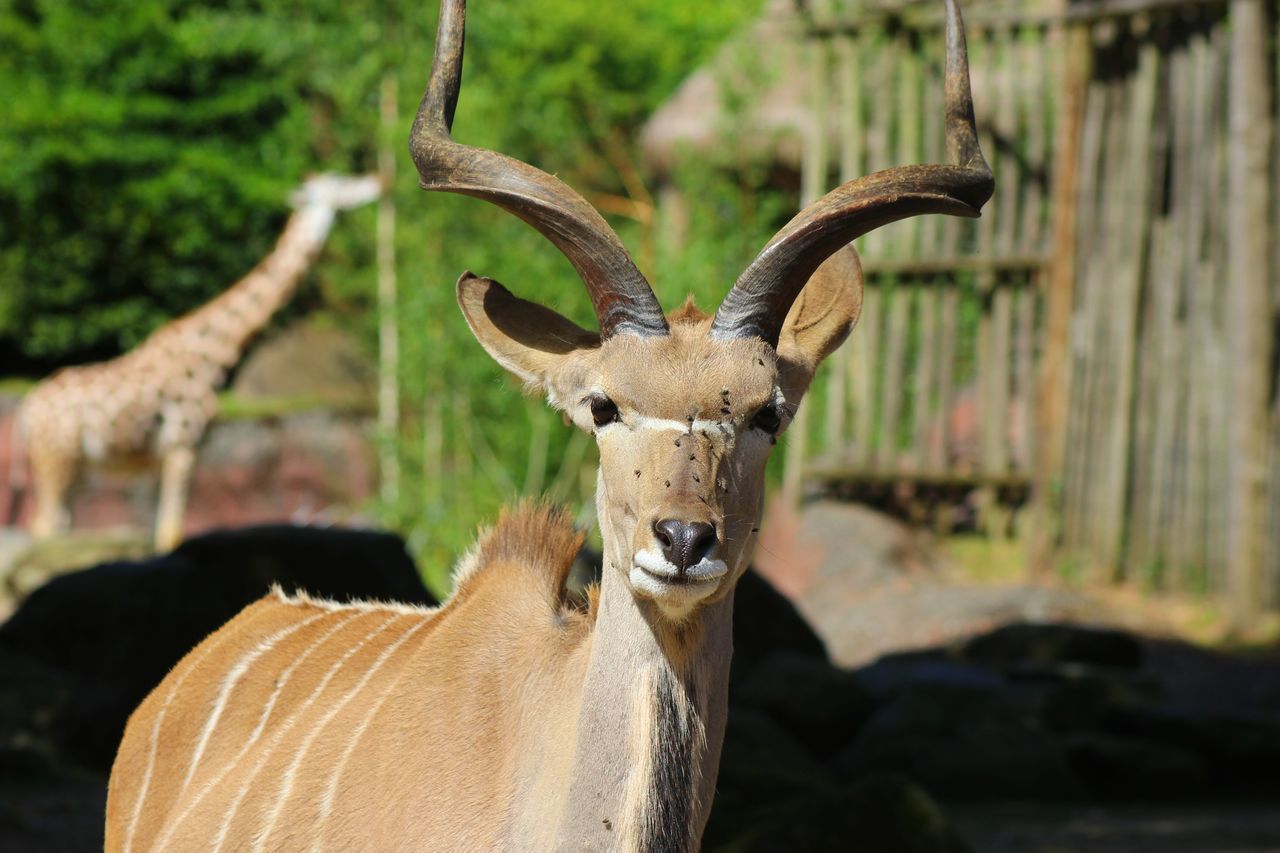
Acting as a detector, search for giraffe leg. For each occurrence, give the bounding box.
[154,446,195,552]
[29,444,75,539]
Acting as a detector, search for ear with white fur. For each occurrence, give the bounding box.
[456,273,600,391]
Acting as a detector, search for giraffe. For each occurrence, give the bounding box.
[13,173,383,551]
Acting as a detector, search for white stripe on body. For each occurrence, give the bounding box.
[152,610,370,851]
[121,625,237,853]
[255,617,432,851]
[179,613,328,794]
[210,612,401,853]
[309,621,429,850]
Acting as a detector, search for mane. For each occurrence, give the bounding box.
[450,502,589,617]
[270,584,440,616]
[273,502,590,622]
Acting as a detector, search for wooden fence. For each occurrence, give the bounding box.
[791,0,1056,535]
[782,0,1276,618]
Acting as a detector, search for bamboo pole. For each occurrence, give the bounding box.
[1224,0,1273,630]
[1084,64,1130,572]
[377,74,400,508]
[1176,31,1218,589]
[422,390,443,514]
[782,3,833,506]
[1100,36,1158,582]
[837,28,865,459]
[853,288,881,470]
[1127,32,1175,580]
[1206,22,1233,593]
[1030,20,1091,576]
[912,281,937,472]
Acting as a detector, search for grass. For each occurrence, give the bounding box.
[0,378,36,395]
[216,391,373,420]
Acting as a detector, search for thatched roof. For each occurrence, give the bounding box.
[639,0,814,177]
[640,0,1037,179]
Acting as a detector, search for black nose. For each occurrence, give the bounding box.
[653,520,718,573]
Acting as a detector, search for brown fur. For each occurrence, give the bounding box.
[451,501,585,612]
[106,505,593,852]
[107,249,863,852]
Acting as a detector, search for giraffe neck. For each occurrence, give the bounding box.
[184,204,339,366]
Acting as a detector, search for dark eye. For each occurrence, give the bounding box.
[751,404,782,434]
[589,395,620,428]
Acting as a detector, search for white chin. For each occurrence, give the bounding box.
[629,550,728,615]
[628,567,719,616]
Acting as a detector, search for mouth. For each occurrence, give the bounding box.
[629,550,728,602]
[635,567,718,587]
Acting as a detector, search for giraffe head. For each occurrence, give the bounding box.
[291,173,383,212]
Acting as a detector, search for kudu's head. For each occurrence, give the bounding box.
[411,0,991,621]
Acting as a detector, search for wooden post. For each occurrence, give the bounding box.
[1225,0,1273,630]
[377,73,400,508]
[782,3,832,507]
[1028,21,1091,578]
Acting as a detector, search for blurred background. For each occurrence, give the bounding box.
[0,0,1277,850]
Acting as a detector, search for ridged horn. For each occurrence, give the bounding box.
[711,0,993,345]
[409,0,668,339]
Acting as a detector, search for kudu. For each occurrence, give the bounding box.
[104,0,991,849]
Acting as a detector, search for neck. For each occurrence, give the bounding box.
[194,205,338,360]
[555,552,734,852]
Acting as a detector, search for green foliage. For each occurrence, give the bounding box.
[0,0,768,578]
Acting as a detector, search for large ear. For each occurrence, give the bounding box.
[456,272,600,390]
[775,246,863,400]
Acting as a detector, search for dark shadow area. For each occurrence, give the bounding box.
[0,523,435,852]
[2,532,1279,851]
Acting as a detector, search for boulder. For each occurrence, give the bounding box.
[757,500,943,602]
[1064,732,1209,799]
[230,320,375,407]
[730,652,874,757]
[853,655,1006,703]
[1102,703,1280,793]
[710,772,971,853]
[959,623,1143,669]
[0,528,150,614]
[0,524,434,771]
[834,681,1085,801]
[730,568,829,684]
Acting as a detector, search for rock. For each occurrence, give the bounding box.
[757,500,944,602]
[834,681,1085,801]
[231,320,375,406]
[707,707,839,851]
[1030,664,1160,733]
[1065,733,1209,798]
[731,653,873,756]
[0,528,151,615]
[710,773,971,853]
[1103,703,1280,793]
[5,409,376,543]
[187,411,376,532]
[730,568,829,684]
[803,582,1108,669]
[0,524,435,771]
[960,623,1143,669]
[716,707,836,801]
[853,655,1006,703]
